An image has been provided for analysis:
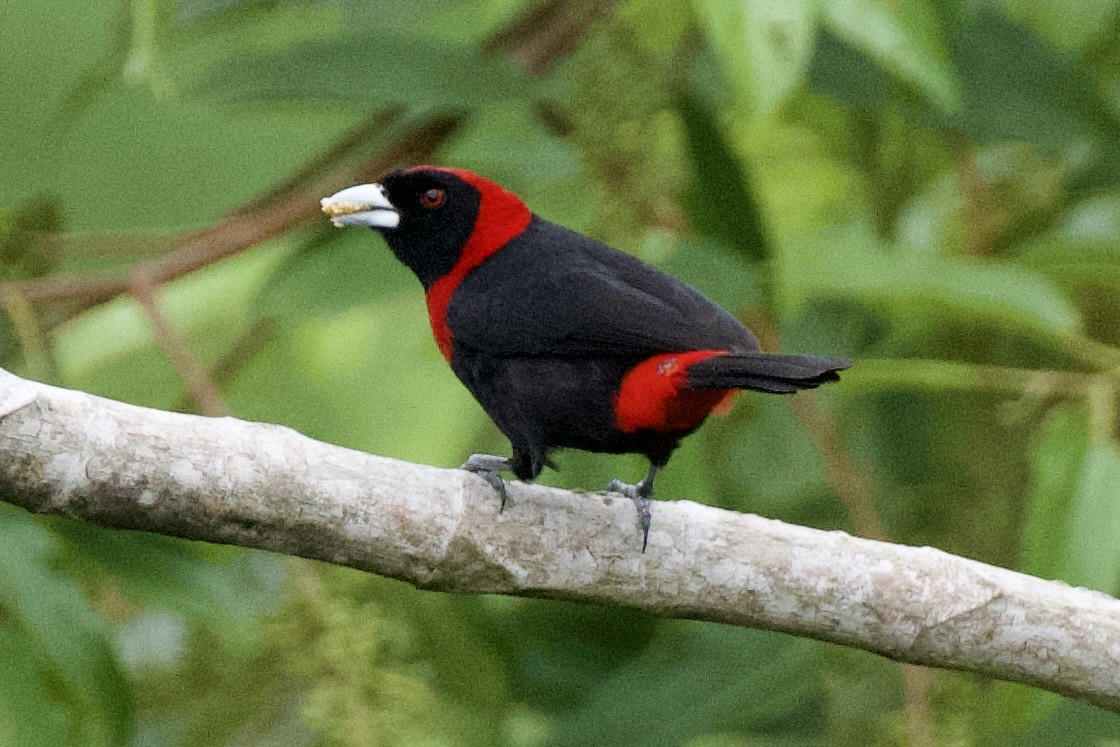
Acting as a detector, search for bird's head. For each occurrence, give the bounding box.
[321,166,531,288]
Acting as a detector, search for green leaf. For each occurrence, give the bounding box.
[807,27,893,113]
[1016,195,1120,305]
[620,0,693,53]
[675,88,769,264]
[661,237,765,314]
[1018,240,1120,298]
[779,221,1081,339]
[707,395,829,517]
[551,624,821,745]
[1022,406,1091,581]
[198,31,528,108]
[811,7,1120,189]
[48,518,285,649]
[947,10,1101,148]
[1063,439,1120,592]
[0,507,133,745]
[0,194,64,282]
[252,228,416,323]
[974,681,1062,739]
[0,626,70,746]
[469,598,660,723]
[1002,0,1120,53]
[695,0,818,116]
[1010,697,1120,743]
[440,100,578,187]
[338,0,510,45]
[57,0,140,123]
[1022,406,1120,593]
[821,0,961,113]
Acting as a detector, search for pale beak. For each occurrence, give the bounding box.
[320,183,400,229]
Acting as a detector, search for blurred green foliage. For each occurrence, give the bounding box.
[3,0,1120,743]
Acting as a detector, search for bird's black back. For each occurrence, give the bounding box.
[446,216,760,359]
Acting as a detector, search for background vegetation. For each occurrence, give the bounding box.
[3,0,1120,743]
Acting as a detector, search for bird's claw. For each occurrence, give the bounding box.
[606,478,638,499]
[607,479,652,552]
[461,454,511,512]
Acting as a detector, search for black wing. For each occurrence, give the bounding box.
[446,216,759,358]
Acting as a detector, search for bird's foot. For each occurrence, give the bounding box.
[461,454,511,512]
[607,478,652,552]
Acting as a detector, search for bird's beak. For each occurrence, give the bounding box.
[320,183,400,229]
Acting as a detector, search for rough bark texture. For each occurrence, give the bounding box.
[1,367,1118,711]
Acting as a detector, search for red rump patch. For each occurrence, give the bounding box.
[417,167,532,361]
[614,350,736,434]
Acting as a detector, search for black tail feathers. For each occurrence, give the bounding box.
[687,352,852,394]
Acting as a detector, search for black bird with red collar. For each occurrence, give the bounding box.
[321,166,850,550]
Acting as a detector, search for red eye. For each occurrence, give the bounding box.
[420,188,446,209]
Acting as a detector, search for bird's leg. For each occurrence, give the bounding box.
[460,454,511,512]
[607,463,660,552]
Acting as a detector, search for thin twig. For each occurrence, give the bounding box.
[171,317,277,413]
[901,665,936,747]
[952,142,999,258]
[745,311,888,539]
[0,285,56,383]
[0,115,465,313]
[131,269,230,417]
[787,393,889,540]
[485,0,619,75]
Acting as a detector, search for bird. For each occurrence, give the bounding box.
[321,166,850,550]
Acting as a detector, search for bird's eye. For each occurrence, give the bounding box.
[420,188,446,209]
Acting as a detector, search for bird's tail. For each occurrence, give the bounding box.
[686,352,852,394]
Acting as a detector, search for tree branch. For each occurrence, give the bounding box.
[1,366,1119,712]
